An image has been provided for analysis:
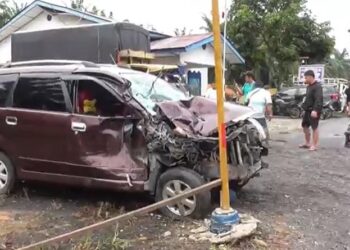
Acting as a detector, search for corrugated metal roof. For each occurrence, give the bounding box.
[151,33,212,51]
[151,33,245,65]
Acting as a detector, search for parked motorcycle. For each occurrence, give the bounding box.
[273,97,303,119]
[320,100,334,120]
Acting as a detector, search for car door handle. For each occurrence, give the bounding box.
[71,122,86,132]
[5,116,17,126]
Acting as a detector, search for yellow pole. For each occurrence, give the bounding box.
[212,0,231,210]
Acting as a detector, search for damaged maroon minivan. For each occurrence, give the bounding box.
[0,60,268,218]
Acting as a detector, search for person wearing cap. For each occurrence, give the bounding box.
[300,70,323,151]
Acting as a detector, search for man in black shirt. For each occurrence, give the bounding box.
[300,70,323,151]
[345,84,350,116]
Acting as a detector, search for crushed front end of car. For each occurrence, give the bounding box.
[146,96,268,190]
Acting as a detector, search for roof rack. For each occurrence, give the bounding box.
[2,60,99,68]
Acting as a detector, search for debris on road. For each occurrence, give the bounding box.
[189,214,260,244]
[163,231,172,237]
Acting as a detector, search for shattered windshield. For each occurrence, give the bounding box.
[119,72,188,114]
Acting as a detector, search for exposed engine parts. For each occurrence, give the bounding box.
[145,116,267,186]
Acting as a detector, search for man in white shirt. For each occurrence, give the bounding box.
[204,83,217,100]
[245,81,273,140]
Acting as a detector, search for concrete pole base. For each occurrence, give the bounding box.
[209,207,240,234]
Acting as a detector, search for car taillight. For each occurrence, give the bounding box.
[330,93,339,101]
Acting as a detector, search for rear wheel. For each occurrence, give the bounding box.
[321,109,332,120]
[289,107,301,119]
[155,168,211,219]
[325,109,333,119]
[0,153,15,195]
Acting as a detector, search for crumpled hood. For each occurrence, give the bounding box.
[156,96,256,136]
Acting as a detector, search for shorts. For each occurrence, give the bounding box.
[302,111,320,130]
[255,117,270,140]
[255,117,267,128]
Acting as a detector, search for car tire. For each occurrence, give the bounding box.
[326,109,333,119]
[0,153,15,195]
[155,167,211,219]
[289,107,301,119]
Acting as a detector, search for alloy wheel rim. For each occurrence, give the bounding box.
[162,180,196,216]
[0,161,8,189]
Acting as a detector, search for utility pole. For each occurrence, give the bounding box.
[210,0,239,233]
[212,0,230,211]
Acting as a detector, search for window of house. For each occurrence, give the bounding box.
[13,77,68,112]
[76,80,129,117]
[0,74,17,107]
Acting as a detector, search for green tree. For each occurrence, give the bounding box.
[174,27,191,36]
[325,49,350,79]
[227,0,334,87]
[70,0,113,19]
[0,0,26,27]
[200,14,213,32]
[91,6,99,15]
[71,0,85,11]
[200,14,225,33]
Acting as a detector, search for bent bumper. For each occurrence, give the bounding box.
[199,160,268,182]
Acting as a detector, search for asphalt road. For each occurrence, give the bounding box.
[235,116,350,249]
[285,117,349,149]
[1,117,349,250]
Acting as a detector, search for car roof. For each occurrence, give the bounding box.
[0,60,141,77]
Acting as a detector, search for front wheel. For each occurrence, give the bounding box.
[289,107,301,119]
[155,168,211,219]
[325,109,333,119]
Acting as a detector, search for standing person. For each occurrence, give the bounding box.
[241,71,256,103]
[300,70,323,151]
[345,83,350,116]
[204,83,217,100]
[245,81,273,141]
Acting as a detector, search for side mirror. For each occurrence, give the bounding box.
[122,91,133,102]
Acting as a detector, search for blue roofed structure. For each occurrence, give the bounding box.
[151,33,245,95]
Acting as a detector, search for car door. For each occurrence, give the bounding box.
[0,74,19,154]
[4,73,73,177]
[62,75,148,184]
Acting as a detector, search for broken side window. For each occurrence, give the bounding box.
[75,79,130,117]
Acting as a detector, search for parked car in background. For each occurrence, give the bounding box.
[0,60,268,219]
[273,84,342,119]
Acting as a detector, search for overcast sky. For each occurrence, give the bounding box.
[19,0,350,52]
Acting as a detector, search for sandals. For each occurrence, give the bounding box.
[299,144,317,151]
[309,146,317,151]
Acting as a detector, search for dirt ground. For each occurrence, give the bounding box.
[0,118,349,250]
